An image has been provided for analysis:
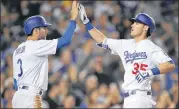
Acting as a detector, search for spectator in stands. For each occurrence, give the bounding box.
[62,95,76,108]
[84,75,99,95]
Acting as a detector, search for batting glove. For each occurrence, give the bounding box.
[135,70,152,83]
[78,4,89,24]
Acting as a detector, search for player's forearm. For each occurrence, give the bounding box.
[57,20,76,48]
[85,22,106,43]
[148,61,175,76]
[158,61,175,74]
[137,61,175,83]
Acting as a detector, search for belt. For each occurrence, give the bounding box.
[123,90,151,98]
[20,86,43,95]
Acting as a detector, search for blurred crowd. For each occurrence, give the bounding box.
[1,0,178,108]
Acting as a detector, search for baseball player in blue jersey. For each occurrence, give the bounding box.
[12,1,79,108]
[78,4,175,108]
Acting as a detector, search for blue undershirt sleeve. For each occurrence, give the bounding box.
[57,20,76,48]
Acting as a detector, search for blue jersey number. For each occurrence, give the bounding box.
[17,58,23,77]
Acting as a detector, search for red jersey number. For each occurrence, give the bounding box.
[132,63,148,75]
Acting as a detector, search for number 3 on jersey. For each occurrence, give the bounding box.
[132,63,148,74]
[17,58,23,77]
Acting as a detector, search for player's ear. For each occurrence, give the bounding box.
[143,25,149,31]
[33,28,39,35]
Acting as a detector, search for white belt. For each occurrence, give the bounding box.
[123,90,151,98]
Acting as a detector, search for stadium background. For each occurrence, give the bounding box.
[1,0,178,108]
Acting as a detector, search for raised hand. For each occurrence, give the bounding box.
[78,4,89,24]
[71,0,79,20]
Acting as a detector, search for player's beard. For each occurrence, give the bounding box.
[39,34,47,40]
[39,37,46,40]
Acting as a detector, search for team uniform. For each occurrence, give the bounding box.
[12,39,58,108]
[12,15,76,108]
[78,3,175,108]
[92,13,174,108]
[102,38,172,108]
[93,13,174,108]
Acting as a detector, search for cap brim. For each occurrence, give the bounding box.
[129,18,146,25]
[44,23,52,27]
[129,18,135,23]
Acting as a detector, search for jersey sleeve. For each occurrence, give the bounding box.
[151,47,172,64]
[12,53,18,90]
[105,38,123,55]
[34,39,58,56]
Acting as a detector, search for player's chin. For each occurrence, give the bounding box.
[130,32,135,37]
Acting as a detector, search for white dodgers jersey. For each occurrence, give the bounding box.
[13,39,58,91]
[105,38,172,91]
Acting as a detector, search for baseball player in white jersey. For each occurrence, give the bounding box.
[78,4,175,108]
[12,1,79,108]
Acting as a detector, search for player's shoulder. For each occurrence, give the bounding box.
[121,39,134,41]
[126,39,134,42]
[33,39,57,44]
[107,38,134,42]
[116,38,134,43]
[13,42,25,52]
[145,39,162,51]
[146,39,159,47]
[121,39,135,44]
[26,39,46,44]
[13,42,25,56]
[25,39,57,46]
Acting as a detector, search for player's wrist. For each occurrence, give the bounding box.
[148,67,160,76]
[151,67,160,75]
[85,22,94,31]
[70,16,77,20]
[70,20,76,24]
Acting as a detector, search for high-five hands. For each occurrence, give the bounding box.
[78,4,89,24]
[71,0,79,20]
